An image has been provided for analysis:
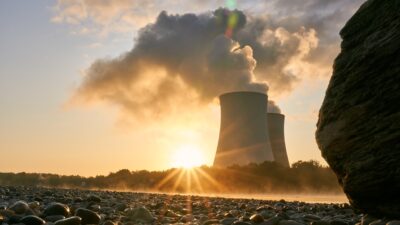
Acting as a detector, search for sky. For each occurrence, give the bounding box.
[0,0,365,176]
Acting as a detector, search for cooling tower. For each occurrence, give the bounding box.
[267,113,290,167]
[214,91,274,167]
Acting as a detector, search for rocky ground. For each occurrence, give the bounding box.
[0,186,397,225]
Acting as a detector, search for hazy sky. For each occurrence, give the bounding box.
[0,0,365,176]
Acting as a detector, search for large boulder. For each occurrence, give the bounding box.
[316,0,400,218]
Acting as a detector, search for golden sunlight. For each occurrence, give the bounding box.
[171,145,206,169]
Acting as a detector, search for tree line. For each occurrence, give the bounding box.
[0,160,341,194]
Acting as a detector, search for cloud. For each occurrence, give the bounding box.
[72,9,269,118]
[51,0,226,36]
[267,101,282,114]
[61,1,366,119]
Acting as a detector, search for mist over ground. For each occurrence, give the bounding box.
[0,160,341,195]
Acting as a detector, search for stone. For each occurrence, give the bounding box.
[233,222,252,225]
[88,205,100,212]
[261,216,282,225]
[45,216,66,222]
[202,219,220,225]
[369,220,386,225]
[54,216,82,225]
[125,207,155,223]
[86,195,101,203]
[362,215,378,225]
[239,216,251,222]
[1,209,16,218]
[9,201,29,214]
[75,208,100,225]
[330,220,349,225]
[315,0,400,218]
[101,221,115,225]
[224,212,234,218]
[250,214,264,223]
[9,215,23,224]
[387,221,400,225]
[260,210,275,219]
[311,221,330,225]
[164,209,180,218]
[180,214,194,223]
[221,218,237,225]
[28,202,40,210]
[20,216,46,225]
[303,214,321,222]
[278,220,303,225]
[43,203,70,217]
[73,198,83,203]
[115,204,127,212]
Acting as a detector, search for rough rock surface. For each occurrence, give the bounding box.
[316,0,400,218]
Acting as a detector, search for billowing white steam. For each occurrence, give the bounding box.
[267,101,282,114]
[72,8,316,117]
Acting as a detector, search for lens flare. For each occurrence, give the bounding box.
[226,0,236,10]
[225,12,239,38]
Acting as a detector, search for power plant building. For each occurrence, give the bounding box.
[214,91,290,167]
[267,113,290,167]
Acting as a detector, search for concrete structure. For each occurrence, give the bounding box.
[267,113,290,167]
[213,91,274,167]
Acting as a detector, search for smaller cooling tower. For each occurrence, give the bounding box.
[267,113,290,167]
[214,92,274,167]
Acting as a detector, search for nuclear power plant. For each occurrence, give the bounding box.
[214,91,290,167]
[267,113,290,167]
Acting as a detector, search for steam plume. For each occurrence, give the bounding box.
[73,8,307,117]
[267,101,282,114]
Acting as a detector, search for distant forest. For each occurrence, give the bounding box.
[0,161,341,194]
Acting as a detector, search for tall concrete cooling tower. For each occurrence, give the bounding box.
[267,113,290,167]
[213,91,274,167]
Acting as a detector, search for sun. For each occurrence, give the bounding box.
[171,145,206,169]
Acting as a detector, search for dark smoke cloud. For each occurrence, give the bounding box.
[74,6,354,117]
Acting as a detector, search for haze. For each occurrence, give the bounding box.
[0,0,365,176]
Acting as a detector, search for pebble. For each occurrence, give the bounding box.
[221,217,237,225]
[0,186,383,225]
[9,201,29,214]
[9,215,23,224]
[115,203,127,212]
[330,220,349,225]
[261,215,282,225]
[28,202,40,210]
[101,220,115,225]
[43,203,70,217]
[75,208,100,225]
[20,215,46,225]
[304,214,321,221]
[250,214,264,223]
[278,220,304,225]
[125,206,154,223]
[233,222,252,225]
[180,214,194,223]
[86,195,101,203]
[164,209,180,218]
[311,220,330,225]
[370,220,387,225]
[202,219,220,225]
[45,215,66,222]
[362,215,378,225]
[54,216,82,225]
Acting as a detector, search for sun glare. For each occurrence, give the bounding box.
[171,145,205,169]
